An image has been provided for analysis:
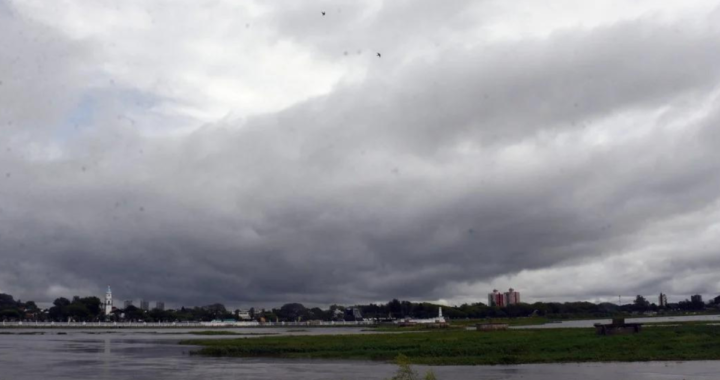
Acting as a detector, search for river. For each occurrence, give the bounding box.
[1,327,719,379]
[513,314,720,329]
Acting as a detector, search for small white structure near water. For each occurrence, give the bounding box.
[395,307,447,325]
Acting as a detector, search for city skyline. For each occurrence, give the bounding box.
[5,286,713,312]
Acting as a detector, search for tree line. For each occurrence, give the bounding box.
[2,292,719,323]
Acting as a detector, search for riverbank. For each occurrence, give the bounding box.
[182,324,720,365]
[0,322,373,329]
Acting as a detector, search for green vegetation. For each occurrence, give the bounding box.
[388,354,436,380]
[0,293,41,321]
[182,324,720,365]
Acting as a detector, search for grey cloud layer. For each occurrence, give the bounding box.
[1,2,720,306]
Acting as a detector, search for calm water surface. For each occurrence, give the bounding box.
[1,327,719,379]
[514,314,720,329]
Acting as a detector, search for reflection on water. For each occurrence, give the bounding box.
[1,327,719,379]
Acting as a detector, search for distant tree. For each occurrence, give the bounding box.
[0,309,21,320]
[327,304,347,320]
[400,301,413,317]
[201,303,232,320]
[678,295,706,311]
[277,303,307,321]
[597,303,619,313]
[691,294,704,310]
[633,295,650,311]
[72,297,101,318]
[329,304,346,312]
[48,297,72,321]
[66,303,91,321]
[458,302,490,318]
[53,297,71,308]
[308,307,327,320]
[359,303,382,319]
[123,305,145,321]
[505,303,534,318]
[442,307,467,319]
[24,301,39,312]
[387,299,402,318]
[0,293,16,309]
[147,308,171,322]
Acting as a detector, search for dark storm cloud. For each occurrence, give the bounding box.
[2,2,720,307]
[314,22,720,153]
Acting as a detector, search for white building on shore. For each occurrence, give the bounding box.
[395,307,447,325]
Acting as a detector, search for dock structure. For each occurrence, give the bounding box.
[594,318,642,335]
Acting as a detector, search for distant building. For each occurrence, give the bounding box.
[124,300,134,308]
[237,310,251,320]
[488,289,506,307]
[659,293,668,308]
[104,286,113,315]
[488,288,521,307]
[505,288,521,305]
[396,307,447,325]
[154,301,165,311]
[140,300,149,311]
[344,307,363,321]
[353,308,363,320]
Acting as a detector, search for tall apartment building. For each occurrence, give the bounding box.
[154,301,165,311]
[488,289,506,307]
[659,293,668,308]
[124,300,134,308]
[505,288,521,305]
[140,300,149,311]
[488,288,521,307]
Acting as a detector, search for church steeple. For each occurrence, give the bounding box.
[104,286,113,315]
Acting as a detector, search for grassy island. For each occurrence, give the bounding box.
[181,324,720,365]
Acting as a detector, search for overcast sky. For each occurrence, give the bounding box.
[1,0,720,309]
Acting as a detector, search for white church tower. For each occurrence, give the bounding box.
[104,286,113,315]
